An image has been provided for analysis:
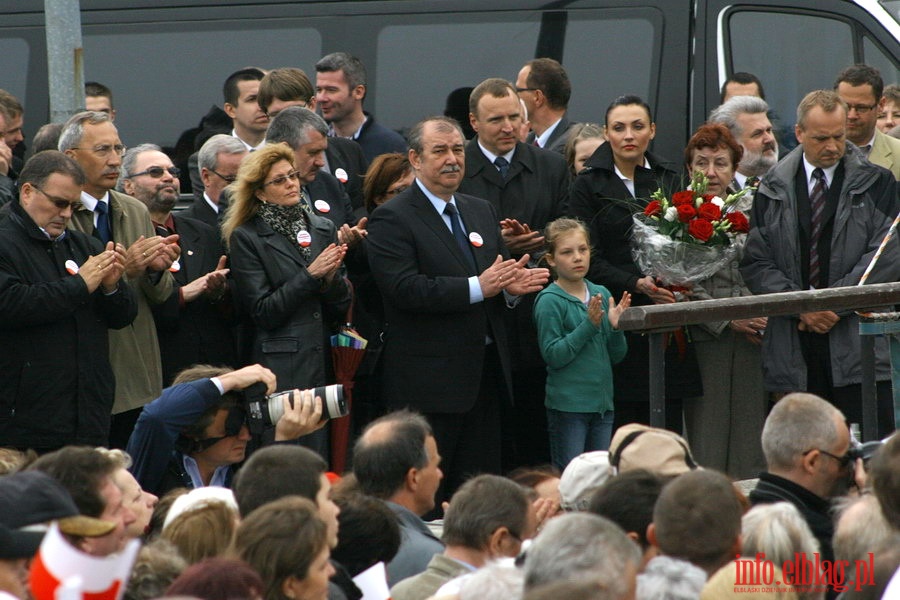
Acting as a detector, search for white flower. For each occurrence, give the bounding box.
[711,196,724,207]
[695,197,703,208]
[664,207,678,222]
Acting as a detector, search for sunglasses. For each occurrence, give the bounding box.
[31,184,82,211]
[131,166,181,178]
[263,170,301,187]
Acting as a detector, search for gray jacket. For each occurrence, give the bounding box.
[740,143,899,390]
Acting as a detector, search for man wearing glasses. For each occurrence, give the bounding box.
[59,110,179,449]
[834,64,900,180]
[183,134,247,229]
[0,150,137,451]
[119,143,235,385]
[750,393,855,584]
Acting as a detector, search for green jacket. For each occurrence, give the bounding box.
[533,280,627,413]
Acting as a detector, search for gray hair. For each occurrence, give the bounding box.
[315,52,367,91]
[458,562,524,600]
[198,134,247,172]
[833,494,893,565]
[265,106,328,149]
[524,513,641,595]
[118,143,162,191]
[741,503,820,578]
[407,116,465,155]
[708,95,771,138]
[58,110,113,152]
[636,555,707,600]
[761,393,843,471]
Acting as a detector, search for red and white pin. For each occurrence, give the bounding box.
[334,168,348,183]
[297,230,312,247]
[65,260,79,275]
[468,232,483,247]
[169,259,181,273]
[314,199,331,213]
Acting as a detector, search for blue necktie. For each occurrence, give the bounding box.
[494,156,510,180]
[95,201,111,244]
[444,203,477,274]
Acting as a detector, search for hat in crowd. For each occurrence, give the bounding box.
[609,423,699,477]
[558,451,613,511]
[0,471,116,537]
[0,522,43,560]
[163,486,239,530]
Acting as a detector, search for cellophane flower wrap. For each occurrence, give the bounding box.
[631,172,751,286]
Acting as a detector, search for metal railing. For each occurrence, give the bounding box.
[617,282,900,440]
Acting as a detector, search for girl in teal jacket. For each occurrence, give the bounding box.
[533,218,630,469]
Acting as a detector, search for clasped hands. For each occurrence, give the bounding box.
[478,254,550,297]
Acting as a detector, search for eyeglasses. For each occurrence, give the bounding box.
[130,166,181,179]
[515,87,538,93]
[31,184,82,211]
[209,168,237,183]
[846,103,878,115]
[804,448,852,467]
[72,143,127,158]
[384,185,408,198]
[129,167,181,179]
[263,170,301,187]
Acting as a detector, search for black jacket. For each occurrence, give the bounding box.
[0,201,137,449]
[356,113,407,164]
[327,136,369,211]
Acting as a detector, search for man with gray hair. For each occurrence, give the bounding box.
[315,51,407,162]
[390,474,534,600]
[708,94,779,188]
[523,512,640,599]
[119,144,235,385]
[60,110,178,448]
[266,106,364,246]
[750,392,852,565]
[183,134,247,228]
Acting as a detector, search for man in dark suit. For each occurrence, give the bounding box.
[182,134,248,229]
[257,67,370,210]
[515,59,578,154]
[459,77,569,468]
[120,144,236,385]
[366,116,549,502]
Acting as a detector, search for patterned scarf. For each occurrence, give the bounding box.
[256,201,311,260]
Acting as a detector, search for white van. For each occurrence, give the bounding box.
[0,0,898,162]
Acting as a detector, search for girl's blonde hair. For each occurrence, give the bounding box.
[221,142,296,248]
[544,217,591,257]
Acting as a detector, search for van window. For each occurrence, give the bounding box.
[0,37,30,105]
[83,24,322,147]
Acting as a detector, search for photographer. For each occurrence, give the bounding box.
[126,364,325,496]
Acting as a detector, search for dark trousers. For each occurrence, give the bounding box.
[800,331,894,438]
[425,344,503,514]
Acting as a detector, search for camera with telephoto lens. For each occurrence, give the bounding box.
[242,382,347,435]
[848,439,883,467]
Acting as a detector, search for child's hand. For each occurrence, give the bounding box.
[607,291,632,329]
[587,293,605,327]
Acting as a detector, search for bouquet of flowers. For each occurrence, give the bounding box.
[631,172,751,286]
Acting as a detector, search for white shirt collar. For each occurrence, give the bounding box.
[536,117,562,148]
[801,155,838,191]
[203,192,219,214]
[231,129,265,152]
[476,140,515,166]
[613,158,651,198]
[733,171,748,189]
[416,178,457,217]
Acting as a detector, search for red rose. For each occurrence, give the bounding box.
[725,211,750,233]
[703,194,716,203]
[688,218,714,242]
[698,203,721,221]
[644,200,662,217]
[672,191,694,206]
[676,204,696,222]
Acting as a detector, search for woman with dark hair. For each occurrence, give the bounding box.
[361,153,413,217]
[682,123,767,479]
[223,143,350,458]
[233,497,334,600]
[569,95,701,430]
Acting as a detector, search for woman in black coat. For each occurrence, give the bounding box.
[223,143,351,457]
[569,95,701,430]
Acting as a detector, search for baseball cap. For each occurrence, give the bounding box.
[0,471,116,537]
[0,522,43,559]
[609,423,699,477]
[558,451,613,511]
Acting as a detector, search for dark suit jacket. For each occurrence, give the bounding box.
[180,196,221,230]
[327,136,369,210]
[307,171,357,229]
[526,116,577,154]
[366,184,512,413]
[357,113,407,163]
[152,214,237,385]
[459,139,569,245]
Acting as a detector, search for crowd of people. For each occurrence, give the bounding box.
[0,52,899,599]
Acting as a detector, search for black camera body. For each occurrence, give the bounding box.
[242,382,347,435]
